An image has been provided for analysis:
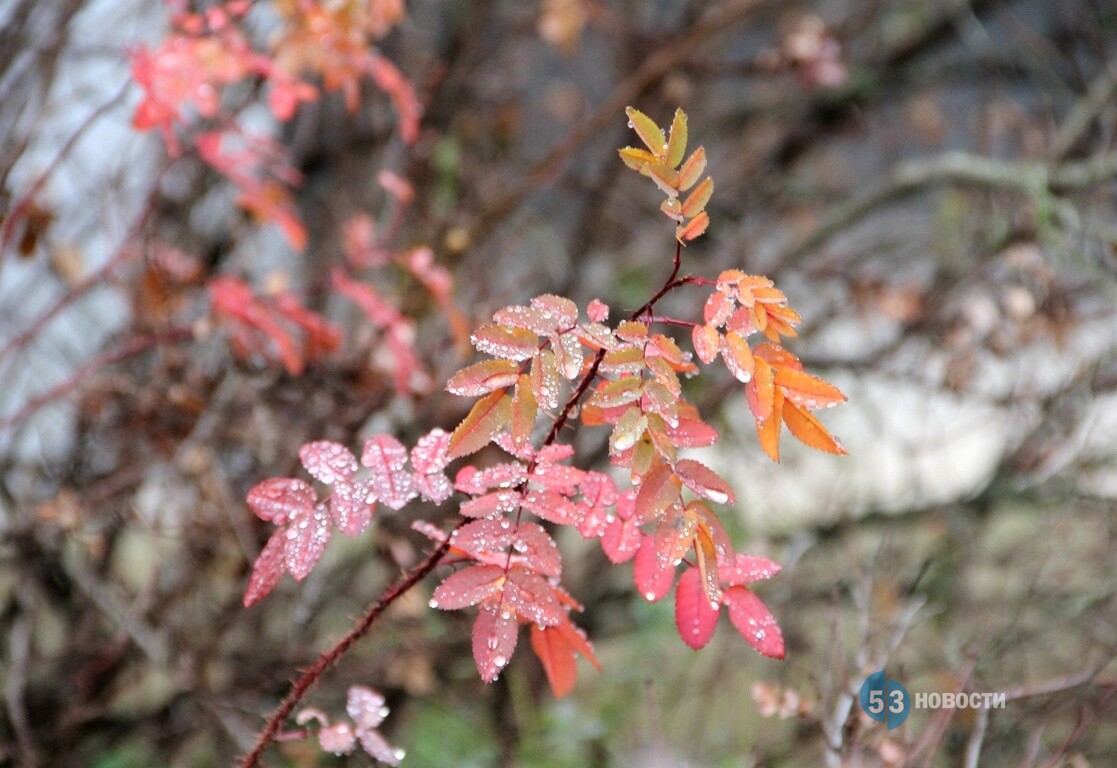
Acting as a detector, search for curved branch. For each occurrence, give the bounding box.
[236,532,457,768]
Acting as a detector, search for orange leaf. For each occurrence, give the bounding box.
[680,177,713,218]
[446,359,521,396]
[720,331,755,383]
[774,367,847,409]
[530,624,578,698]
[676,459,736,505]
[756,389,784,462]
[676,211,709,242]
[677,147,707,191]
[510,374,538,449]
[448,390,512,459]
[746,357,775,422]
[782,400,846,455]
[692,323,720,364]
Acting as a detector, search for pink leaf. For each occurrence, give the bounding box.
[587,299,609,323]
[246,478,315,525]
[514,523,562,578]
[330,479,374,537]
[243,529,286,606]
[299,441,358,486]
[450,519,514,561]
[675,459,736,505]
[675,566,720,650]
[283,502,331,580]
[718,554,782,586]
[430,564,505,609]
[724,586,785,659]
[522,489,580,525]
[361,435,417,510]
[460,490,524,518]
[600,515,641,564]
[347,686,387,731]
[410,428,451,473]
[472,601,519,683]
[317,723,356,755]
[358,728,402,766]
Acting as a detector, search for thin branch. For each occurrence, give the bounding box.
[782,150,1117,264]
[0,328,193,431]
[235,533,457,768]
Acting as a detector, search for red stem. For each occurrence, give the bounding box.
[235,531,458,768]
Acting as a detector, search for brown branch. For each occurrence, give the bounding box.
[0,328,194,431]
[468,0,763,242]
[235,533,457,768]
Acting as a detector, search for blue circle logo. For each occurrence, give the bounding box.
[859,671,910,729]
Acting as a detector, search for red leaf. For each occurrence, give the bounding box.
[724,586,785,659]
[675,567,720,650]
[284,502,331,580]
[505,568,565,627]
[243,529,286,606]
[531,624,578,698]
[633,534,675,602]
[246,478,315,524]
[601,515,642,563]
[473,601,519,683]
[675,459,736,505]
[430,564,505,610]
[361,435,416,510]
[447,390,512,459]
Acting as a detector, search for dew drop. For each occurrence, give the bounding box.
[644,591,657,601]
[428,599,439,608]
[627,120,635,129]
[394,748,406,761]
[379,706,390,718]
[705,490,729,505]
[493,655,507,667]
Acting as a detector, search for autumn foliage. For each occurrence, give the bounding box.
[240,103,847,756]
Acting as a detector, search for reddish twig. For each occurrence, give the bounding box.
[235,532,458,768]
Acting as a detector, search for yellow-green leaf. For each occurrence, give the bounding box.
[619,146,659,170]
[665,108,688,168]
[625,106,666,159]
